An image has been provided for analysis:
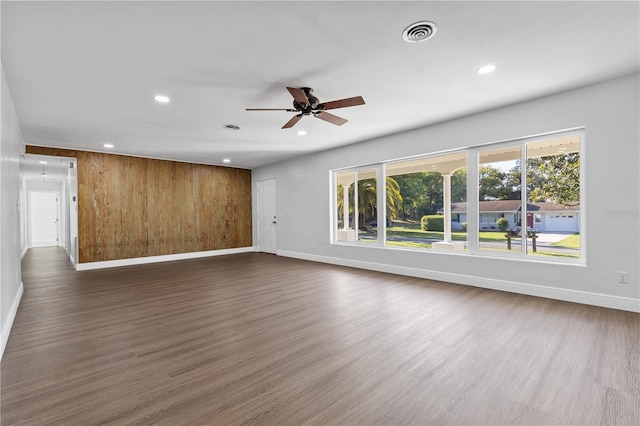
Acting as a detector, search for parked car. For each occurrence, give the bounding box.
[370,219,391,227]
[451,222,464,231]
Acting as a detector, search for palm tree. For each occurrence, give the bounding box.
[337,177,402,229]
[357,179,377,228]
[385,177,402,223]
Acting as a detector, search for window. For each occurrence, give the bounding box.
[335,170,355,241]
[385,152,467,251]
[332,129,583,263]
[478,145,522,251]
[526,134,581,258]
[334,168,378,243]
[356,168,378,243]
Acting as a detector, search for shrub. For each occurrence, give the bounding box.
[496,217,509,232]
[421,215,444,232]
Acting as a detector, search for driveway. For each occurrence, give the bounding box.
[533,232,575,244]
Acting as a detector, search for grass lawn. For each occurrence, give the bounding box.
[551,233,580,248]
[365,223,580,258]
[478,231,511,242]
[385,223,508,243]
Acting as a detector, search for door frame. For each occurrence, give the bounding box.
[28,190,61,248]
[257,178,277,254]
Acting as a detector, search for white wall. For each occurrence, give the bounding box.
[19,176,26,256]
[252,73,640,312]
[1,63,25,358]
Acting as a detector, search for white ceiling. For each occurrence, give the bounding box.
[2,1,639,171]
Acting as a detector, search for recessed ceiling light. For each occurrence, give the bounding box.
[39,161,48,164]
[402,21,437,43]
[104,143,114,148]
[223,159,231,164]
[154,94,170,103]
[477,64,496,75]
[297,130,307,136]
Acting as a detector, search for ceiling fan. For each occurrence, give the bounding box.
[246,87,365,129]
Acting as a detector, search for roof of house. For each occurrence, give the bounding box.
[441,200,580,214]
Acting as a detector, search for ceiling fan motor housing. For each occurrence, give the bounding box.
[293,87,321,111]
[246,86,365,128]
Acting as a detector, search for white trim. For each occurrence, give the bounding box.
[75,246,257,271]
[1,282,24,361]
[277,250,640,313]
[21,245,28,259]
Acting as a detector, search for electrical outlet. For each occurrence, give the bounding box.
[618,271,628,284]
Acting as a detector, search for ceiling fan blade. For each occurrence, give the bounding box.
[315,111,348,126]
[319,96,365,110]
[282,114,303,129]
[287,87,309,106]
[246,108,296,111]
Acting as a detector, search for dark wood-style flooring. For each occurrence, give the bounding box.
[2,248,639,425]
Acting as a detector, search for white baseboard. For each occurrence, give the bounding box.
[75,246,258,271]
[1,282,24,361]
[21,245,28,259]
[278,250,640,313]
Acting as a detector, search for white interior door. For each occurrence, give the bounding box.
[29,191,60,247]
[258,179,277,254]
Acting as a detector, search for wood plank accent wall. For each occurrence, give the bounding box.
[26,146,252,263]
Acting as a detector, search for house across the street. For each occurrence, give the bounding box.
[439,200,580,233]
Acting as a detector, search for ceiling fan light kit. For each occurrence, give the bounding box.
[246,87,365,129]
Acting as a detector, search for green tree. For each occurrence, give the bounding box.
[394,173,425,219]
[527,153,579,205]
[479,166,519,200]
[357,179,377,228]
[422,173,445,215]
[336,183,350,224]
[451,168,467,202]
[394,172,444,219]
[385,177,403,222]
[337,178,402,229]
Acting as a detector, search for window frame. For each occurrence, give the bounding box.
[331,127,585,264]
[332,165,384,246]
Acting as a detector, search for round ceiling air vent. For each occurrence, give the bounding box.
[402,21,437,43]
